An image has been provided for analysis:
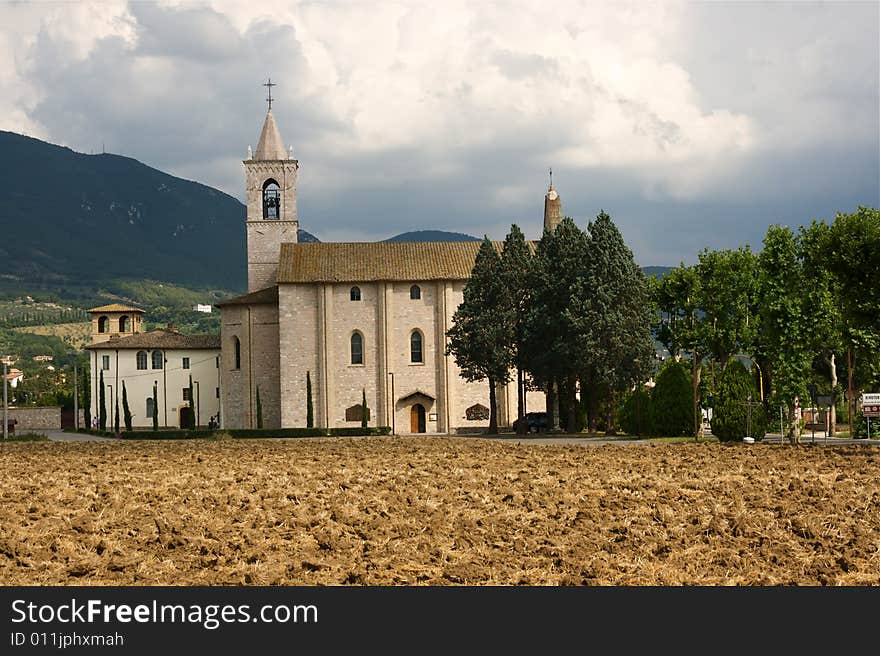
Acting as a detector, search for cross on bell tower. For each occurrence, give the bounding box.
[263,78,276,110]
[244,78,300,292]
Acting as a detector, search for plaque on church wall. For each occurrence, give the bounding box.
[429,413,438,421]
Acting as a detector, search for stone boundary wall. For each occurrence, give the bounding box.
[6,406,62,429]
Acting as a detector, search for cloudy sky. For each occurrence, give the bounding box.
[1,0,877,265]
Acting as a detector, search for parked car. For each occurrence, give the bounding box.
[513,412,548,434]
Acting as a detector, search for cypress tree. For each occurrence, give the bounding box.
[306,371,314,428]
[114,392,120,435]
[500,224,533,422]
[577,211,656,434]
[152,383,158,431]
[522,218,591,432]
[361,388,368,429]
[188,375,195,428]
[122,380,132,431]
[648,359,693,436]
[446,237,512,434]
[98,369,107,431]
[256,385,263,429]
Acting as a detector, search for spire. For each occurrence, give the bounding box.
[254,109,287,160]
[543,168,562,232]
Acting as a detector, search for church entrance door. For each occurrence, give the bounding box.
[410,404,426,433]
[179,406,194,429]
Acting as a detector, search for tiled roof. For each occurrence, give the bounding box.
[277,241,534,283]
[214,286,279,307]
[88,303,145,313]
[85,329,219,350]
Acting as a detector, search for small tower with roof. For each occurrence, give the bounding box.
[244,78,299,292]
[87,304,145,344]
[543,168,562,233]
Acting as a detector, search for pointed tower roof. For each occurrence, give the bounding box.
[254,109,287,160]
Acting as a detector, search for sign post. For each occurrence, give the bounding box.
[861,393,880,440]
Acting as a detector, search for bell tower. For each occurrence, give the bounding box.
[244,78,298,292]
[543,168,562,233]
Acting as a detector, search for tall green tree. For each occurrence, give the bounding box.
[306,371,314,428]
[576,211,656,434]
[653,263,705,437]
[810,207,880,431]
[522,218,591,432]
[758,225,813,444]
[499,224,533,422]
[447,237,513,434]
[122,380,132,432]
[98,369,106,431]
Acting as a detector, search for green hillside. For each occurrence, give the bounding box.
[0,131,318,292]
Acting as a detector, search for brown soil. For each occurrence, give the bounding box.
[1,438,878,585]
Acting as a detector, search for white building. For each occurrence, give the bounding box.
[85,304,221,429]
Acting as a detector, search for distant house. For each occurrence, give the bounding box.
[193,304,213,313]
[33,355,54,362]
[4,368,23,388]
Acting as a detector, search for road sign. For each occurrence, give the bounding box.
[862,393,880,417]
[862,393,880,404]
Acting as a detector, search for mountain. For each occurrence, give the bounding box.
[641,266,674,279]
[384,230,480,242]
[0,131,318,292]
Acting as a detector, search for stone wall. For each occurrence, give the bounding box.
[6,406,61,430]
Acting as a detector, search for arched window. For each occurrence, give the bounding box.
[119,315,129,332]
[136,351,148,370]
[350,286,361,301]
[350,332,363,365]
[410,330,423,363]
[410,285,421,300]
[151,350,164,370]
[97,316,109,333]
[233,337,241,370]
[262,179,281,219]
[146,397,154,419]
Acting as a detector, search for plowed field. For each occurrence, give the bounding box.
[1,438,877,585]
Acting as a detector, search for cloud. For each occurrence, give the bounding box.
[0,0,876,265]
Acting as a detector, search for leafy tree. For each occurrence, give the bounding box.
[447,237,513,434]
[361,388,368,429]
[98,369,106,431]
[711,359,767,442]
[122,380,132,432]
[499,224,533,421]
[758,225,813,444]
[522,218,591,431]
[152,383,158,431]
[648,359,692,436]
[809,207,880,432]
[306,371,314,428]
[256,385,263,429]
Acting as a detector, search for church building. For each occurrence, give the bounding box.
[218,101,558,433]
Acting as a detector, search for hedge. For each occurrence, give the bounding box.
[117,426,392,440]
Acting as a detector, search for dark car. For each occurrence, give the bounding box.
[513,412,548,434]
